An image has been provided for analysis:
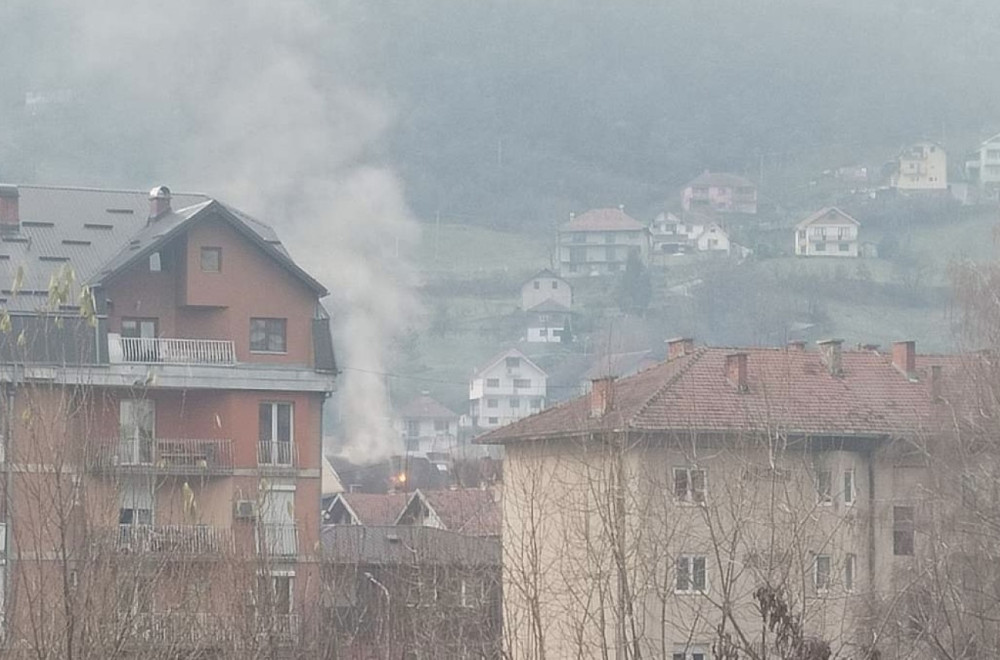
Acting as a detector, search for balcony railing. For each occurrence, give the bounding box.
[109,335,236,365]
[118,613,299,647]
[115,524,232,555]
[89,438,234,475]
[256,523,298,557]
[257,440,297,469]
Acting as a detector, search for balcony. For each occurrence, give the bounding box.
[115,524,233,555]
[256,523,298,557]
[109,335,236,365]
[89,438,234,476]
[127,613,234,647]
[257,440,297,472]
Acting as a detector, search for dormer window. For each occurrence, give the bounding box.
[200,247,222,273]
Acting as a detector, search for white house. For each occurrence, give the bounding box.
[891,141,947,191]
[794,207,861,257]
[965,132,1000,200]
[393,392,459,455]
[469,348,547,430]
[525,299,572,343]
[557,208,649,277]
[649,212,731,256]
[521,269,572,311]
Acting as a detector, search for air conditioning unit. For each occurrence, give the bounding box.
[234,500,258,520]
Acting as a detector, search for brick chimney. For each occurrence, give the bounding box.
[725,353,748,392]
[148,185,172,220]
[590,376,615,418]
[930,365,943,402]
[892,340,916,379]
[0,185,19,231]
[787,340,806,352]
[667,337,695,360]
[816,339,843,376]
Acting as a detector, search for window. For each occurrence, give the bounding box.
[672,647,708,660]
[514,378,531,389]
[250,318,287,353]
[893,506,915,556]
[405,420,420,438]
[259,402,293,465]
[486,378,500,388]
[510,398,520,408]
[531,398,542,409]
[486,399,498,409]
[815,243,827,252]
[460,578,482,608]
[604,246,617,262]
[674,467,707,505]
[505,357,520,369]
[844,470,855,505]
[814,555,831,592]
[200,247,222,272]
[487,417,498,425]
[815,469,833,505]
[604,233,615,244]
[121,317,157,339]
[433,419,449,432]
[551,281,558,290]
[675,555,707,593]
[798,230,806,240]
[839,243,850,252]
[845,553,856,592]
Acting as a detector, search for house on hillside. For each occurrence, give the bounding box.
[521,269,572,310]
[650,212,731,257]
[479,337,973,658]
[681,171,758,214]
[0,184,338,649]
[321,489,501,657]
[965,132,1000,201]
[393,392,459,455]
[891,141,947,191]
[557,207,649,277]
[794,207,860,257]
[469,348,547,430]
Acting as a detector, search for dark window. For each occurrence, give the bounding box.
[816,469,833,504]
[405,420,420,438]
[893,506,915,556]
[674,468,707,504]
[676,555,707,593]
[552,281,558,290]
[486,378,500,388]
[487,417,498,424]
[510,398,520,408]
[814,555,831,591]
[433,420,448,432]
[845,553,855,592]
[259,402,293,465]
[250,318,287,353]
[200,247,222,272]
[514,378,531,388]
[121,318,157,339]
[533,281,540,290]
[505,357,520,369]
[844,470,855,504]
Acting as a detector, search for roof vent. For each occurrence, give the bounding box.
[0,185,19,232]
[816,339,843,376]
[148,185,171,220]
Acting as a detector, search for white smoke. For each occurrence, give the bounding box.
[64,0,419,461]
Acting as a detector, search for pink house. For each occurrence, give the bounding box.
[681,171,758,214]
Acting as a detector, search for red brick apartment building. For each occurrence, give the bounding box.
[0,184,337,656]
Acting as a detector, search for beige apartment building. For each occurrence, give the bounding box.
[481,338,980,659]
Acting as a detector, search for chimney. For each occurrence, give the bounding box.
[930,365,943,402]
[148,185,172,220]
[667,337,695,360]
[725,353,748,392]
[816,339,843,376]
[892,340,916,379]
[787,340,806,352]
[590,376,615,418]
[0,185,19,231]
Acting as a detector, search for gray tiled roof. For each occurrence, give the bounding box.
[0,184,324,312]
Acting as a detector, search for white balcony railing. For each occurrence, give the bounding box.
[116,524,232,554]
[257,440,297,468]
[109,335,236,365]
[256,523,298,557]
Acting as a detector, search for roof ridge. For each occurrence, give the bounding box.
[628,347,708,426]
[11,183,209,196]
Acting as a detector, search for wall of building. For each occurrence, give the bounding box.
[522,276,572,310]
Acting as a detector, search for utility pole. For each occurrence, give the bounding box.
[434,209,441,264]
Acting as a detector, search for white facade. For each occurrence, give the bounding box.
[892,141,947,191]
[650,213,730,256]
[966,133,1000,200]
[794,207,861,258]
[526,322,567,343]
[392,393,459,455]
[521,270,572,311]
[469,349,547,430]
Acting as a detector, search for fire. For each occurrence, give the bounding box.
[397,472,407,484]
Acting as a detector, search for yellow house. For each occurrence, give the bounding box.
[892,141,947,191]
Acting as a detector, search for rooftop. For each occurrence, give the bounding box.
[398,393,458,420]
[560,208,646,233]
[685,171,756,190]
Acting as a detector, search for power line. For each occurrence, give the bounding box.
[338,365,585,391]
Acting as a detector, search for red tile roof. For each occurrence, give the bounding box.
[560,208,646,232]
[419,489,501,537]
[397,394,457,420]
[478,346,957,444]
[340,493,408,525]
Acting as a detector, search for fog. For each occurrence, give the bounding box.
[3,0,1000,451]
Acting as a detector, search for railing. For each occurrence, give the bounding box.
[116,524,232,554]
[109,335,236,365]
[257,440,297,469]
[119,613,300,647]
[256,523,298,557]
[89,438,234,475]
